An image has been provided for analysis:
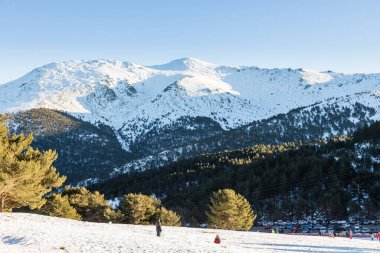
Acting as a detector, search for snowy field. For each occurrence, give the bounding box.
[0,213,379,253]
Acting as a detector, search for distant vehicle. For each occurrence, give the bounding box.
[335,227,346,232]
[264,224,272,229]
[354,228,361,234]
[328,228,334,234]
[199,223,208,228]
[286,224,294,229]
[361,228,370,233]
[329,220,337,224]
[340,224,350,229]
[354,224,360,230]
[314,224,326,230]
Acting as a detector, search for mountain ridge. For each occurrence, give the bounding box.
[1,58,380,183]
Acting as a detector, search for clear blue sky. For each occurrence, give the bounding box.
[0,0,379,83]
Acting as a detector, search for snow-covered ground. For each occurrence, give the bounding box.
[0,213,379,253]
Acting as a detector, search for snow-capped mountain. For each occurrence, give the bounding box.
[1,58,380,182]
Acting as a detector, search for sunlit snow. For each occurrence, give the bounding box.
[0,213,378,253]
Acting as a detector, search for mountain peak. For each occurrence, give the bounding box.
[1,57,380,136]
[148,57,217,71]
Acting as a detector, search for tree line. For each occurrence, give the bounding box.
[91,123,380,224]
[0,114,256,230]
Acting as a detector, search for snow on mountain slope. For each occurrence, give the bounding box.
[1,58,380,152]
[1,213,379,253]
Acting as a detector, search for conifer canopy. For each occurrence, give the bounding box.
[119,193,181,226]
[0,114,66,212]
[119,193,160,224]
[160,207,181,226]
[39,194,81,220]
[206,189,256,231]
[62,186,120,223]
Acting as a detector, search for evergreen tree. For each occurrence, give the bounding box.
[118,193,160,224]
[62,186,120,223]
[39,194,81,220]
[160,207,181,226]
[206,189,256,231]
[0,114,65,212]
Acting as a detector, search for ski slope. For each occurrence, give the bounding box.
[0,213,379,253]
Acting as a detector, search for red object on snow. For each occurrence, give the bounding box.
[377,232,380,240]
[214,235,221,244]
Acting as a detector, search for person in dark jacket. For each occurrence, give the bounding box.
[156,219,162,237]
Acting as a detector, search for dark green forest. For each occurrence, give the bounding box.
[8,101,375,184]
[91,122,380,224]
[9,109,130,182]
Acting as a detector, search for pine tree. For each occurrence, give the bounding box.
[39,194,81,220]
[0,114,66,212]
[160,207,181,226]
[118,193,160,224]
[62,186,120,223]
[206,189,256,231]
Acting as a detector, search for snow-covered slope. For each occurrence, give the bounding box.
[0,213,378,253]
[1,58,380,151]
[2,58,380,182]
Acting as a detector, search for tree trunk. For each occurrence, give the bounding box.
[0,193,6,212]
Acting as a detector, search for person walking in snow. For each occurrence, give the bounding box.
[377,232,380,242]
[156,219,162,237]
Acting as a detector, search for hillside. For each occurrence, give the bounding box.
[0,213,378,253]
[113,99,376,176]
[1,58,380,183]
[8,109,130,182]
[91,122,380,223]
